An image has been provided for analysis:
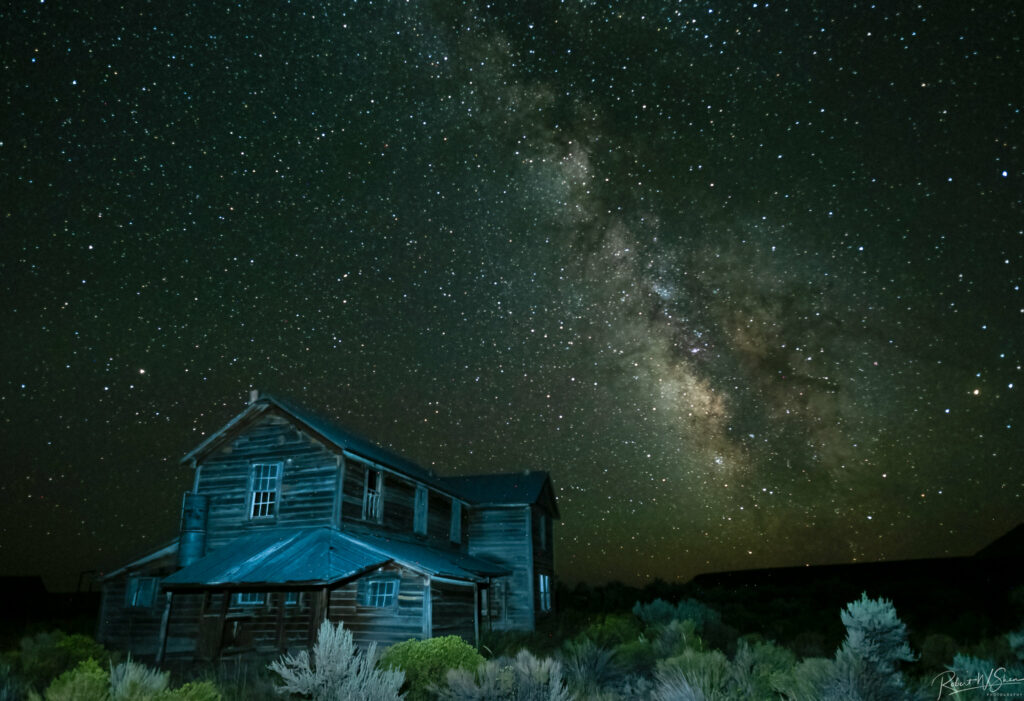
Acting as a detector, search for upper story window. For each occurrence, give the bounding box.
[250,463,281,519]
[450,500,462,544]
[538,574,552,613]
[125,576,157,609]
[363,469,383,522]
[414,486,428,535]
[538,511,547,551]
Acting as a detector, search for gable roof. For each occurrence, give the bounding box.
[441,471,559,518]
[182,393,558,513]
[161,527,508,589]
[181,394,461,500]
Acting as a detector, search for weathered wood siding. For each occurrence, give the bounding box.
[382,473,415,532]
[327,566,427,647]
[164,592,203,658]
[196,412,340,549]
[466,506,534,631]
[532,506,555,618]
[97,577,164,658]
[430,580,476,643]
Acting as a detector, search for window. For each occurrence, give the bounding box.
[250,463,281,519]
[450,500,462,543]
[538,574,551,613]
[363,469,383,522]
[538,512,547,551]
[234,592,265,607]
[414,486,428,534]
[284,592,300,606]
[360,577,398,608]
[125,576,157,608]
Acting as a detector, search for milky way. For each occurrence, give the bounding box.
[1,1,1020,589]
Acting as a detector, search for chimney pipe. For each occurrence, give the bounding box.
[249,388,259,404]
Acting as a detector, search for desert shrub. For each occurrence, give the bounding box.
[655,649,729,700]
[613,637,656,676]
[268,620,404,701]
[164,680,223,701]
[580,614,642,649]
[729,639,796,699]
[947,652,994,679]
[36,658,109,701]
[0,659,28,701]
[651,618,701,658]
[560,637,617,696]
[1009,628,1024,662]
[674,599,722,635]
[381,636,483,701]
[633,599,676,627]
[437,649,572,701]
[768,657,834,700]
[771,593,918,701]
[919,633,958,670]
[109,657,169,700]
[838,593,916,691]
[789,630,828,659]
[12,630,111,692]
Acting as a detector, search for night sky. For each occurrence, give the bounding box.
[2,1,1021,592]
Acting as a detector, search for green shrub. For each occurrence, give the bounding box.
[651,619,701,658]
[655,648,729,699]
[581,614,642,649]
[919,633,958,670]
[614,637,657,676]
[160,680,223,701]
[633,599,676,627]
[268,620,404,701]
[38,658,109,701]
[14,631,111,692]
[729,639,796,699]
[381,636,483,701]
[769,657,834,700]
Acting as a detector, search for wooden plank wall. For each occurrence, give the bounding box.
[96,578,164,658]
[430,581,475,643]
[466,506,534,631]
[327,565,427,647]
[197,412,341,548]
[531,506,555,618]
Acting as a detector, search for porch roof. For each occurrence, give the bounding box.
[161,527,507,589]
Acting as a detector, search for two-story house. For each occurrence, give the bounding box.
[96,393,558,662]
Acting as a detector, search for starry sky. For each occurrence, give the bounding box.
[2,1,1021,592]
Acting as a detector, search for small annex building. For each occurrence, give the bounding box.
[96,393,558,662]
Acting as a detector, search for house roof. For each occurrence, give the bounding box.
[181,394,461,500]
[161,527,508,589]
[182,393,559,512]
[441,471,559,518]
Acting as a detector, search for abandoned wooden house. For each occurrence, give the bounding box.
[96,393,558,662]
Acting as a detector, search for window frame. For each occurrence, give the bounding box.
[234,591,265,607]
[538,574,551,613]
[413,485,428,535]
[450,500,462,544]
[249,462,282,520]
[125,575,157,609]
[363,469,383,522]
[359,575,399,609]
